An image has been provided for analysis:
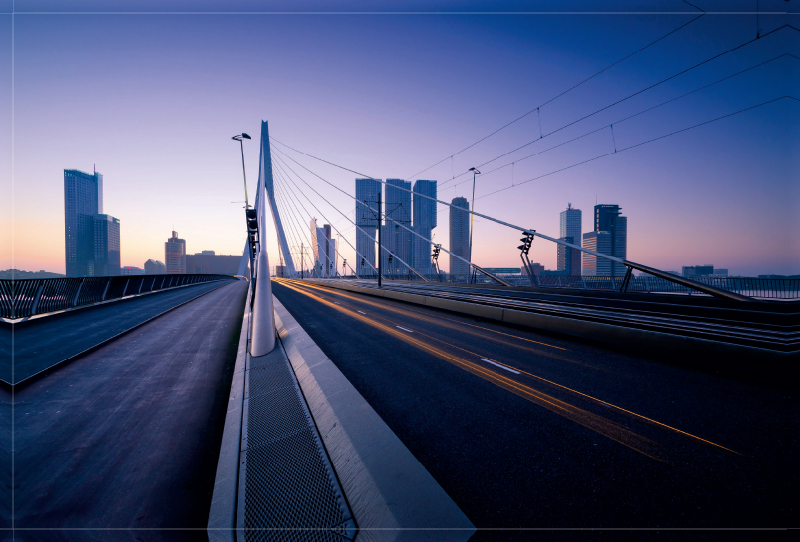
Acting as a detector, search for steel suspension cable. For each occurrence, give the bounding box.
[270,145,425,281]
[273,165,360,278]
[270,144,509,286]
[272,154,372,278]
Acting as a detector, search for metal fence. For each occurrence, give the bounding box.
[326,273,799,300]
[454,274,799,299]
[0,273,233,320]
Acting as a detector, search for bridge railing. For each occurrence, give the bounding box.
[0,273,233,319]
[326,274,799,300]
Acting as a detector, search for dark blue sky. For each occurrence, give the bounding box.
[1,1,797,274]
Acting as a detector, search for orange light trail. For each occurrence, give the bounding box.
[276,278,740,457]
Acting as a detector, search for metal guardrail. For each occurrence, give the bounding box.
[325,274,799,300]
[0,274,233,319]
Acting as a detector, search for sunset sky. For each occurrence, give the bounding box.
[0,0,797,276]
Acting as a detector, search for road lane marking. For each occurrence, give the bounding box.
[276,278,738,457]
[482,358,520,374]
[334,302,340,305]
[357,310,366,314]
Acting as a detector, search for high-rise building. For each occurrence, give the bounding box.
[381,179,412,274]
[449,197,470,277]
[355,178,381,273]
[64,169,103,277]
[582,204,627,276]
[412,180,437,275]
[93,214,120,276]
[121,266,143,276]
[165,231,186,273]
[310,219,337,277]
[557,204,582,276]
[144,259,166,274]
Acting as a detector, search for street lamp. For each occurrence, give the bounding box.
[468,167,481,282]
[232,133,253,280]
[232,133,252,208]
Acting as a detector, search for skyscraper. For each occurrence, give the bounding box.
[165,231,186,273]
[582,204,627,276]
[355,178,381,273]
[64,169,103,277]
[93,214,121,276]
[412,180,437,275]
[310,219,337,277]
[381,179,412,274]
[449,197,470,277]
[557,204,582,276]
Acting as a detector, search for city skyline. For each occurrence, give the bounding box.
[1,2,796,277]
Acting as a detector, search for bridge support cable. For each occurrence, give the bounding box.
[269,129,783,301]
[270,147,420,282]
[272,165,357,279]
[271,144,509,287]
[273,168,363,279]
[275,175,359,279]
[272,154,378,280]
[272,175,319,277]
[271,170,313,268]
[402,12,707,182]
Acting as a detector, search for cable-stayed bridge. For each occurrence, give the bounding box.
[2,19,798,536]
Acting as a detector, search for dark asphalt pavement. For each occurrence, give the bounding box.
[1,280,232,385]
[273,279,798,538]
[7,280,247,542]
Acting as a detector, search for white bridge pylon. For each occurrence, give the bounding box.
[259,120,297,278]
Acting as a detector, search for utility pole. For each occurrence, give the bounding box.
[468,167,481,282]
[377,191,382,288]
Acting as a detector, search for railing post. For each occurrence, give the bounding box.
[122,278,130,297]
[101,277,112,301]
[73,278,85,307]
[30,283,44,315]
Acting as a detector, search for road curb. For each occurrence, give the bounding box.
[273,295,475,542]
[208,292,251,542]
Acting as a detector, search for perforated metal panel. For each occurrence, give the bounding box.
[243,353,356,541]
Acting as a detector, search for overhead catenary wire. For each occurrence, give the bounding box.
[437,52,797,190]
[403,11,707,182]
[476,95,797,201]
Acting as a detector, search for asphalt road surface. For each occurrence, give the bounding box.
[7,280,247,542]
[1,279,232,385]
[272,279,798,538]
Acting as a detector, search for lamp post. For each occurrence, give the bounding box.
[468,167,481,282]
[232,133,252,208]
[232,133,253,280]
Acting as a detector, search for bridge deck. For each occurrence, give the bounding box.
[9,280,247,541]
[272,279,798,532]
[1,279,234,385]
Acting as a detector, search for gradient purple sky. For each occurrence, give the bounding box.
[0,1,797,276]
